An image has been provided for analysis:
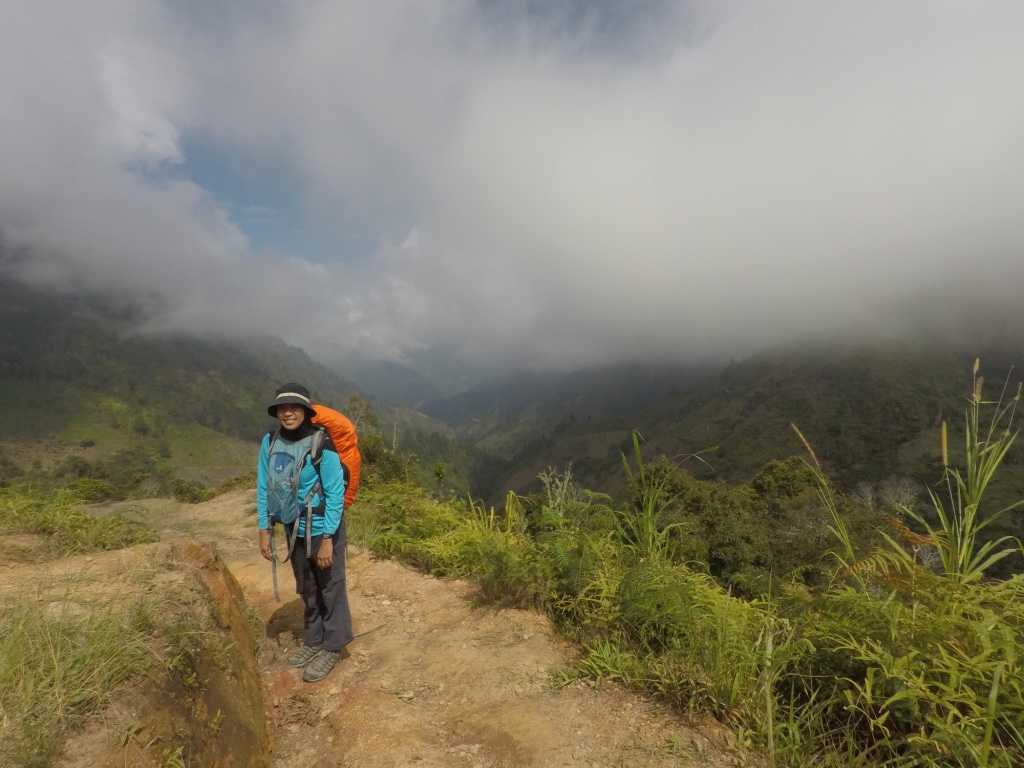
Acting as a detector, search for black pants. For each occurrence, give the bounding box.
[288,524,354,652]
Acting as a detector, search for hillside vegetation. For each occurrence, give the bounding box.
[0,280,358,441]
[351,363,1024,766]
[425,344,1024,529]
[0,278,365,494]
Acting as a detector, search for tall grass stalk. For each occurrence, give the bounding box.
[894,362,1023,583]
[764,626,776,768]
[790,423,857,578]
[981,662,1003,768]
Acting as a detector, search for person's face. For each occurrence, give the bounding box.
[276,404,307,430]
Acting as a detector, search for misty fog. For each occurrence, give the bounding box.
[2,1,1022,373]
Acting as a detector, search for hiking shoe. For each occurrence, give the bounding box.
[302,649,341,683]
[287,645,322,668]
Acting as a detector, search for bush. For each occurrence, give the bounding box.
[67,477,118,503]
[361,432,418,483]
[212,471,256,496]
[56,455,96,479]
[171,478,212,504]
[51,444,185,501]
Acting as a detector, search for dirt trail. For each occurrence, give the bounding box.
[195,490,741,768]
[8,491,743,767]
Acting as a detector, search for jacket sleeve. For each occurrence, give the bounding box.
[257,433,271,530]
[318,446,346,536]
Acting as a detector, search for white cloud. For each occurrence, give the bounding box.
[2,1,1023,370]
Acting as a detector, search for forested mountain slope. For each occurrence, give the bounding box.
[0,278,360,484]
[426,341,1024,511]
[0,280,358,438]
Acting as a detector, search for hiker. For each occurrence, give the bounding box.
[257,383,353,683]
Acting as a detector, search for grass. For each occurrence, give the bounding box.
[0,487,157,555]
[0,543,250,768]
[162,424,253,486]
[0,488,160,764]
[0,598,151,767]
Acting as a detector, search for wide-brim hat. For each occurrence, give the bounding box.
[267,383,316,418]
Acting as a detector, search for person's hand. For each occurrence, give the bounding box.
[315,538,334,569]
[259,529,273,561]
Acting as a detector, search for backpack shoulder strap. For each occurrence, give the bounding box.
[309,426,327,466]
[307,427,328,490]
[264,428,280,456]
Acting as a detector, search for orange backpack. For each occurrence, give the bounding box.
[311,404,361,509]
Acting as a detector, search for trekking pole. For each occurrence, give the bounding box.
[270,525,280,602]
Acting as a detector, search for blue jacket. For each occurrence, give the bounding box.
[257,429,346,537]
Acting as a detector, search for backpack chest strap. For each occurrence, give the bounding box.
[267,428,326,491]
[268,427,328,562]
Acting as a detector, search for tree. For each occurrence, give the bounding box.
[345,393,379,431]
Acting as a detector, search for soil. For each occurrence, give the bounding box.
[0,538,270,768]
[5,490,748,767]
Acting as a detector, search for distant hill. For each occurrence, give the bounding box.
[0,278,360,482]
[424,341,1024,515]
[420,361,712,498]
[344,359,442,407]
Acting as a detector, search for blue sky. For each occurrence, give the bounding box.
[179,135,337,262]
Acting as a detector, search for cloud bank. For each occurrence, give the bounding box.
[2,1,1023,370]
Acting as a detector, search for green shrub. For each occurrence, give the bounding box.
[545,530,625,637]
[212,471,256,496]
[626,450,879,596]
[56,455,95,479]
[0,488,156,554]
[789,576,1024,766]
[171,478,212,504]
[54,446,173,499]
[424,498,552,604]
[359,478,785,730]
[66,477,118,503]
